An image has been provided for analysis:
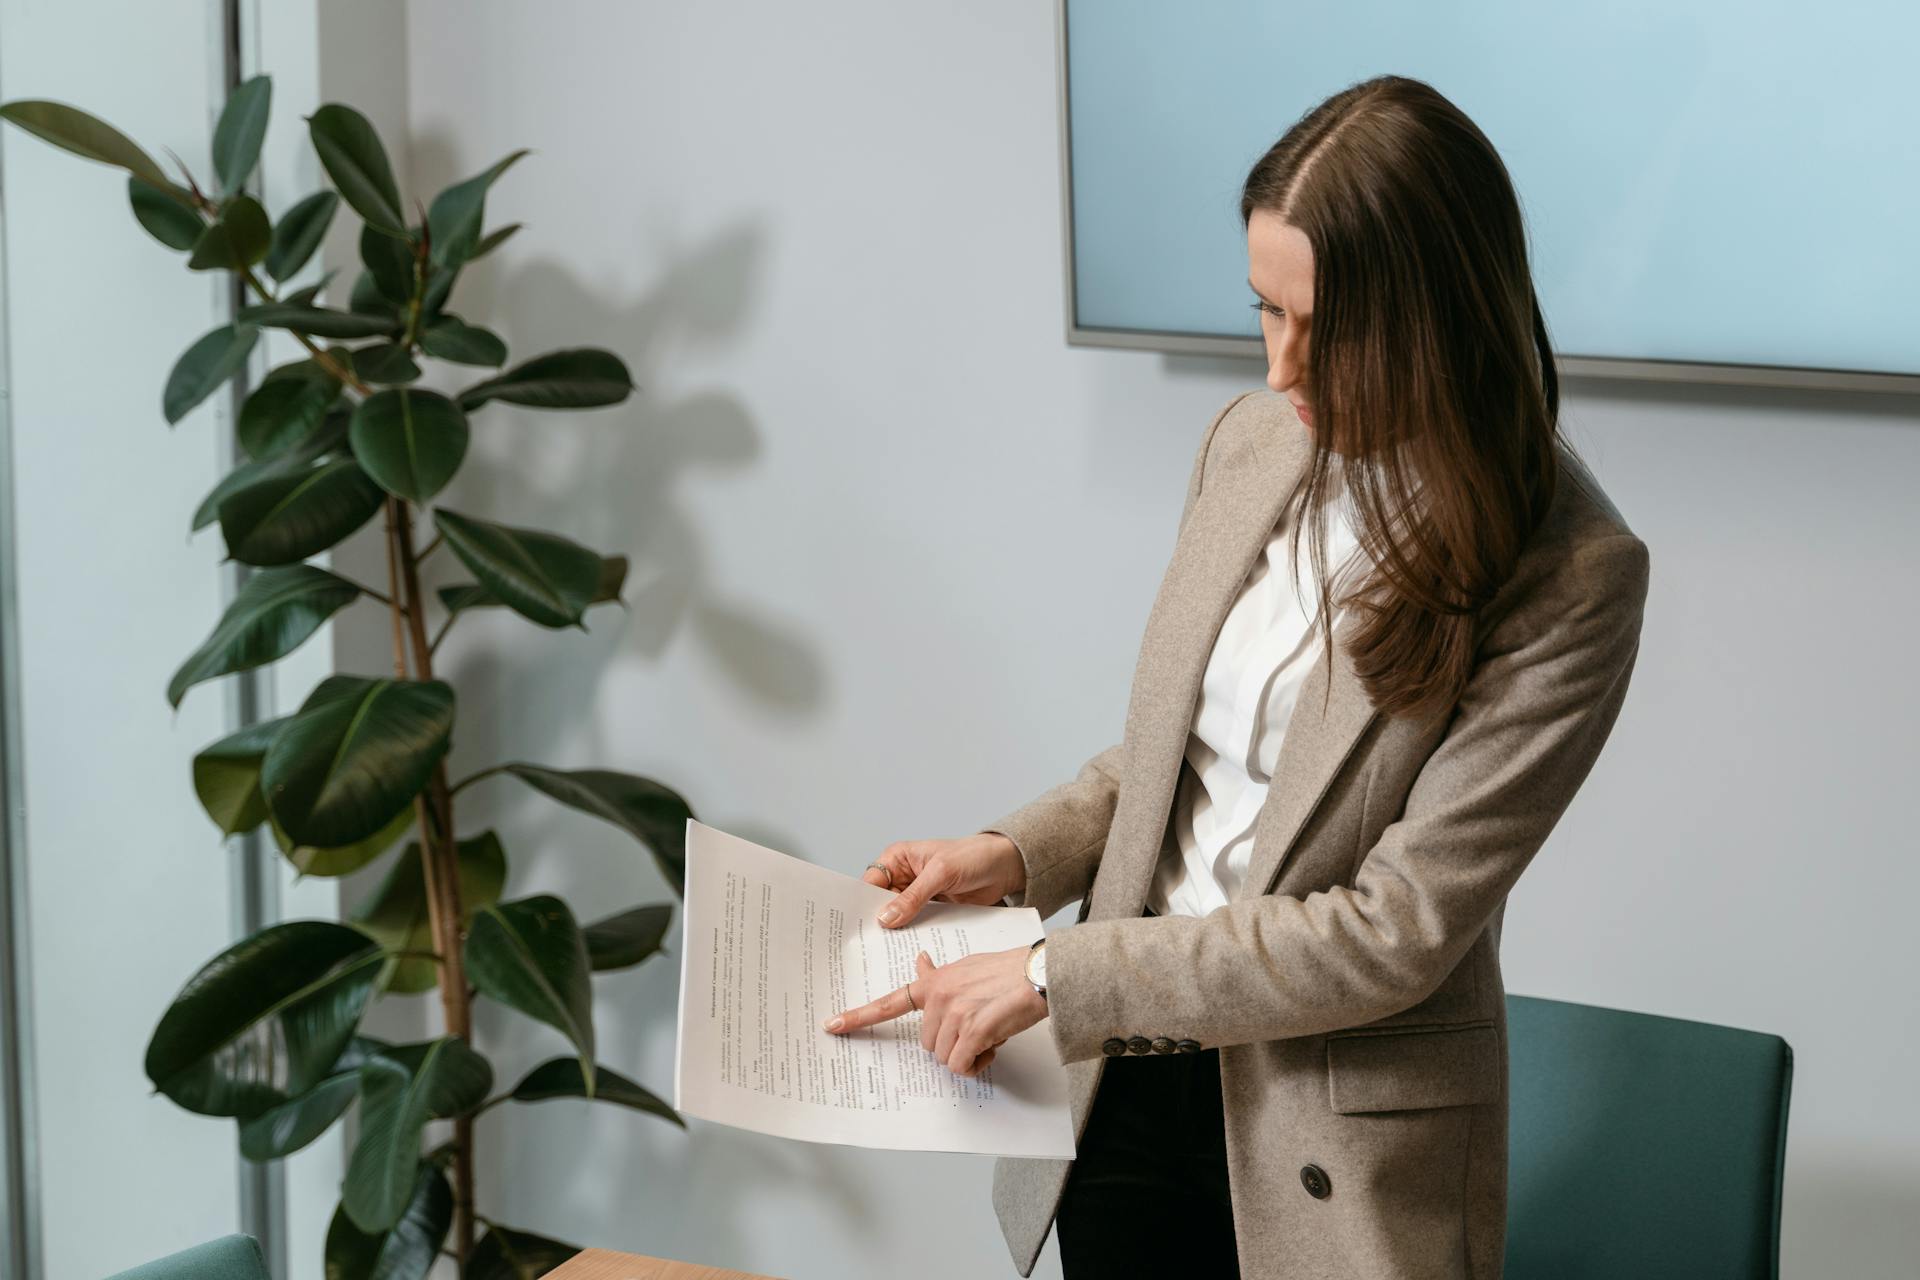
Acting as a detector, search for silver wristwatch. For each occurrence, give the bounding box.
[1024,937,1048,1001]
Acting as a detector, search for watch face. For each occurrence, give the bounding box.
[1029,944,1047,988]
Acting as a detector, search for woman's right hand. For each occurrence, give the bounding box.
[862,833,1027,928]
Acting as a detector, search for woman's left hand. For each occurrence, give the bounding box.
[822,946,1047,1077]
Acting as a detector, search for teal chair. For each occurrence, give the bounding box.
[103,1233,268,1280]
[1505,994,1794,1279]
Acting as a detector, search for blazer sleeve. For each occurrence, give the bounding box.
[1035,528,1653,1063]
[974,389,1256,920]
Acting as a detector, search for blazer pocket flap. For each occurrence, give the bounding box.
[1326,1022,1501,1114]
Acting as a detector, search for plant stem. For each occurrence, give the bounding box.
[234,261,372,395]
[392,494,478,1263]
[382,492,478,1264]
[219,200,475,1261]
[187,187,365,398]
[471,1091,511,1118]
[337,575,394,606]
[381,504,411,681]
[447,763,508,798]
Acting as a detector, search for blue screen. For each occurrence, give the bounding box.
[1066,0,1920,376]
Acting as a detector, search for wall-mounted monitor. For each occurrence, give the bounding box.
[1056,0,1920,393]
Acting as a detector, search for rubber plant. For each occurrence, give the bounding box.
[0,78,692,1279]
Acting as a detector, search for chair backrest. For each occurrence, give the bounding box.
[1504,994,1793,1280]
[103,1232,268,1280]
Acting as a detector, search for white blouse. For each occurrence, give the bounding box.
[1147,464,1373,918]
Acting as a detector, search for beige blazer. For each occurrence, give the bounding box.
[978,388,1651,1279]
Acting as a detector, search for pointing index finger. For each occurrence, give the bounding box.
[823,982,918,1034]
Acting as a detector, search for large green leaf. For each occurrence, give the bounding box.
[308,103,405,235]
[237,301,401,339]
[267,189,339,282]
[238,368,339,458]
[128,175,202,249]
[241,1072,357,1161]
[508,1058,682,1128]
[273,801,417,879]
[421,263,456,318]
[213,74,271,196]
[351,343,422,387]
[0,99,183,196]
[582,903,672,972]
[351,269,398,318]
[425,149,528,270]
[168,565,361,708]
[350,389,469,502]
[463,1227,581,1280]
[187,194,271,271]
[262,674,454,849]
[421,276,453,320]
[217,454,386,566]
[418,315,506,367]
[238,1035,383,1161]
[344,1038,492,1233]
[502,765,691,896]
[207,691,420,883]
[144,921,383,1118]
[194,410,349,532]
[164,323,259,425]
[437,554,625,618]
[361,221,416,306]
[465,897,594,1093]
[455,348,634,411]
[325,1164,450,1280]
[353,831,507,994]
[192,714,291,837]
[431,509,603,629]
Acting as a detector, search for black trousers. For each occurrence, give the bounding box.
[1054,908,1240,1278]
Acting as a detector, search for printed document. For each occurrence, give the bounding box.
[673,818,1076,1158]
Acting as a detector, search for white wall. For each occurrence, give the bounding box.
[368,3,1918,1277]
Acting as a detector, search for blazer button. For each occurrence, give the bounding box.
[1150,1037,1176,1054]
[1175,1039,1201,1053]
[1126,1036,1152,1055]
[1101,1038,1128,1057]
[1300,1164,1332,1200]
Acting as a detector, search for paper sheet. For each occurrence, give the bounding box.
[672,818,1076,1158]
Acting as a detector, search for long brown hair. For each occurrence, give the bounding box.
[1241,74,1573,725]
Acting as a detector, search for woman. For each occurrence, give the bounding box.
[825,74,1650,1280]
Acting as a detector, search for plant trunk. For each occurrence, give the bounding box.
[233,265,481,1261]
[384,496,477,1264]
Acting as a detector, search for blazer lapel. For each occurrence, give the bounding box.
[1105,406,1383,919]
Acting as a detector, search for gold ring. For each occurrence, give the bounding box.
[904,981,918,1012]
[867,861,895,890]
